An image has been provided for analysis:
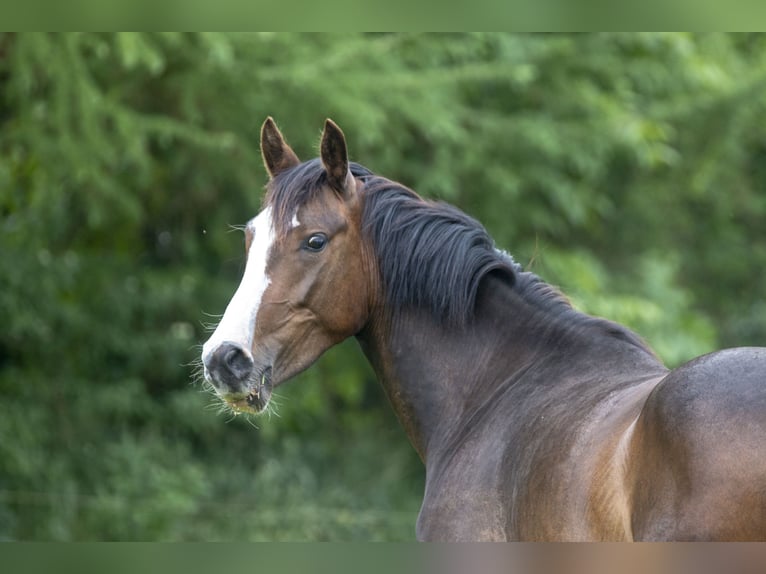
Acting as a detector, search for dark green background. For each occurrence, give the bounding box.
[1,33,765,540]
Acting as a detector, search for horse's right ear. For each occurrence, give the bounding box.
[261,117,300,178]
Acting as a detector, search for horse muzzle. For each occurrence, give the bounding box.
[202,341,273,412]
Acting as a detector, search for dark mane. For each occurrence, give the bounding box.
[265,159,654,351]
[361,177,517,326]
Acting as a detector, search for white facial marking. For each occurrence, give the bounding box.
[291,213,300,228]
[202,206,275,370]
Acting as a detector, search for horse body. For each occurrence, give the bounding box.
[201,118,766,540]
[364,275,766,540]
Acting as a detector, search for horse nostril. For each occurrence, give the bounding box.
[222,344,253,380]
[205,342,254,392]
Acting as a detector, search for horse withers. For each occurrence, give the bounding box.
[201,117,766,541]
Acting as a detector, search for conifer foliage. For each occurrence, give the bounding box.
[1,33,765,540]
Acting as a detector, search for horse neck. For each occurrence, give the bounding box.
[356,273,664,462]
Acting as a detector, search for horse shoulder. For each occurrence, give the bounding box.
[532,375,664,541]
[569,379,664,541]
[416,376,662,541]
[626,347,766,540]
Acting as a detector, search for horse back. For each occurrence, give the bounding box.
[626,347,766,540]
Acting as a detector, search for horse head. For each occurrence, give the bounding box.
[201,118,373,413]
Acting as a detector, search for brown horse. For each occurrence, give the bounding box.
[201,117,766,541]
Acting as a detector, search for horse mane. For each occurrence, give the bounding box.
[265,159,654,352]
[361,176,517,326]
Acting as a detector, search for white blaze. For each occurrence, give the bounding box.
[202,206,275,371]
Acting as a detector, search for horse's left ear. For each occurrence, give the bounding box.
[320,119,354,196]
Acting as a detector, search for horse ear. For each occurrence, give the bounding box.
[320,119,352,194]
[261,117,300,179]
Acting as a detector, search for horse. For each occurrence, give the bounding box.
[201,117,766,541]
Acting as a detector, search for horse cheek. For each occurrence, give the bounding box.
[324,264,368,337]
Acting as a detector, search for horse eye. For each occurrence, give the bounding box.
[305,233,328,252]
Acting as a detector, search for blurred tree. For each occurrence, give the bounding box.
[1,33,765,540]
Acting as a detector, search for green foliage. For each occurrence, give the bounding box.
[1,33,765,540]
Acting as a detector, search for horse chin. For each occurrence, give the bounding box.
[222,367,273,415]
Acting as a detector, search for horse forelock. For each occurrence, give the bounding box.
[264,158,373,239]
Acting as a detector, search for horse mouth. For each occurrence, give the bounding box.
[224,367,273,414]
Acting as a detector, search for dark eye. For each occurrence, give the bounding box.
[304,233,328,252]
